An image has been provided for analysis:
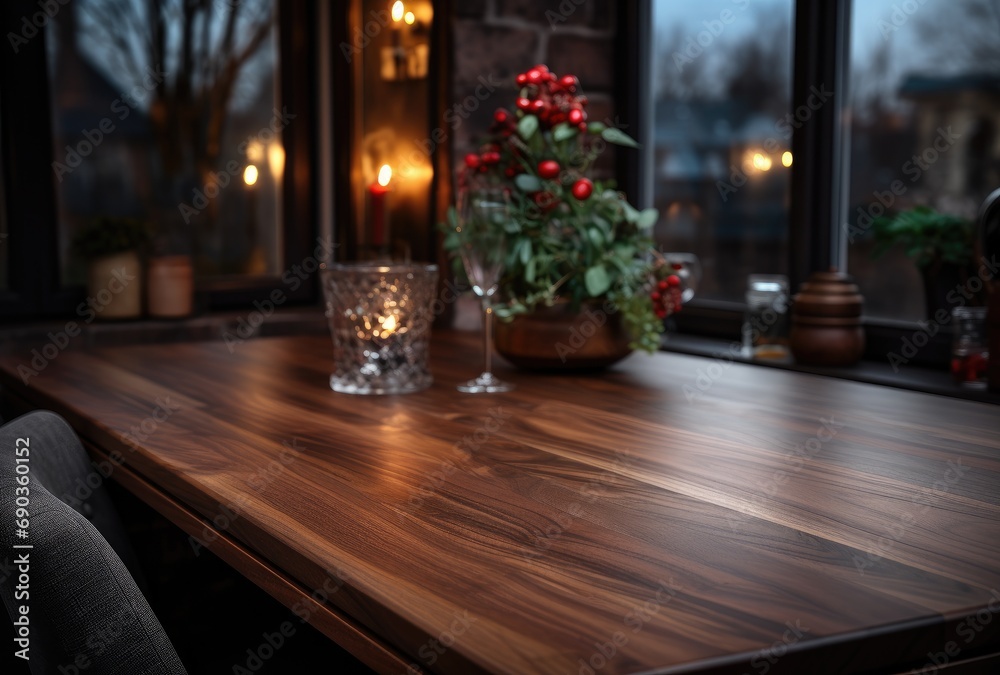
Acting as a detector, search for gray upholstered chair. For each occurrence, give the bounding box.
[0,410,187,674]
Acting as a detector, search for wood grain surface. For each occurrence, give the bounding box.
[2,331,999,674]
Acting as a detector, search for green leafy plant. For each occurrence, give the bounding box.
[870,206,975,268]
[71,217,152,261]
[440,64,681,353]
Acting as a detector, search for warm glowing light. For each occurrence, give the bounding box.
[246,140,264,162]
[781,151,793,167]
[243,165,259,186]
[381,314,397,334]
[752,152,772,172]
[391,1,404,21]
[268,143,285,179]
[404,10,415,24]
[377,164,392,187]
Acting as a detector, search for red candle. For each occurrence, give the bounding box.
[369,164,392,247]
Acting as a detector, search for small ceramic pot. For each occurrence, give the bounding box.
[147,255,194,318]
[790,269,865,367]
[87,250,142,319]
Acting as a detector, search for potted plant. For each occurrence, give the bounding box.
[870,205,982,317]
[441,64,684,369]
[71,217,150,319]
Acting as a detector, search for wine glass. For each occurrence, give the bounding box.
[454,186,515,393]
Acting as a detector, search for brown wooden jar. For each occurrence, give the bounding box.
[790,269,865,367]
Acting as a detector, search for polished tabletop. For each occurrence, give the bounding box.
[1,331,999,674]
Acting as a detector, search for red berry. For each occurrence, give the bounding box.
[650,291,661,301]
[516,97,532,110]
[533,191,558,211]
[578,96,589,107]
[482,151,501,165]
[530,99,546,114]
[571,178,593,200]
[666,275,681,287]
[537,160,560,180]
[559,75,578,91]
[568,108,585,125]
[464,153,481,169]
[655,308,667,319]
[505,167,517,178]
[515,73,527,86]
[526,68,543,85]
[494,109,509,124]
[534,63,549,73]
[658,280,668,291]
[578,122,588,133]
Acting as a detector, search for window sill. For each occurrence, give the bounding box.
[661,333,1000,405]
[2,308,996,405]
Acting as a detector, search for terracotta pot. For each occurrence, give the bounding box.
[87,250,142,320]
[790,269,865,367]
[494,301,633,370]
[147,255,194,318]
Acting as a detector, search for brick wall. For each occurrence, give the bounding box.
[449,0,619,176]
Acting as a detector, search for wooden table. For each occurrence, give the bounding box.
[2,332,999,674]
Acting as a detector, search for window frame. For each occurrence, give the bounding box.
[0,0,320,320]
[620,0,952,367]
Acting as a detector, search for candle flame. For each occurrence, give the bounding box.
[382,314,397,333]
[391,1,404,22]
[404,10,415,24]
[243,165,258,186]
[377,164,392,187]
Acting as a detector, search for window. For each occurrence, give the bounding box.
[650,0,794,304]
[845,0,1000,321]
[0,0,317,319]
[643,0,999,361]
[47,0,283,285]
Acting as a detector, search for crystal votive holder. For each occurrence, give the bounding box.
[322,263,438,395]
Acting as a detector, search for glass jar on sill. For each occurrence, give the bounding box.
[951,306,989,389]
[743,274,790,359]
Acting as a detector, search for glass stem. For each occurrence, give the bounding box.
[482,299,493,377]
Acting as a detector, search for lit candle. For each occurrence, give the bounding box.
[369,164,392,247]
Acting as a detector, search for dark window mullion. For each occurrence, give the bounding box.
[789,0,851,290]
